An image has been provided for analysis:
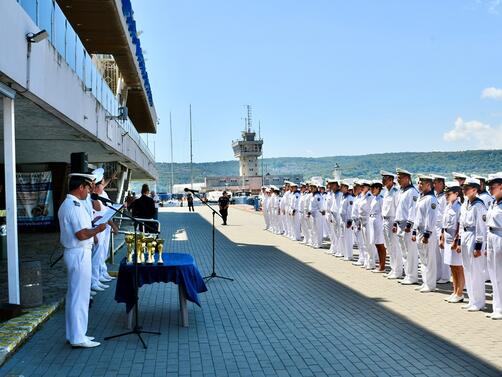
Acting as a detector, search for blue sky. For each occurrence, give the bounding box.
[132,0,502,163]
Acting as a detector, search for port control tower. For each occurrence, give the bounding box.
[232,106,263,177]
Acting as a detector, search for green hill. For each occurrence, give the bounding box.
[152,149,502,192]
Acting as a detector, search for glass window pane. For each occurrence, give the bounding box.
[84,53,92,90]
[75,40,84,81]
[38,0,53,42]
[20,0,37,23]
[54,5,66,57]
[66,22,76,71]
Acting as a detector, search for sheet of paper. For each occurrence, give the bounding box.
[93,204,123,225]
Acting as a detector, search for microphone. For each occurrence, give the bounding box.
[90,193,115,205]
[184,188,199,193]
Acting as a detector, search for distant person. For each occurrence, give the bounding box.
[129,184,156,232]
[218,191,230,225]
[187,194,195,212]
[151,191,160,219]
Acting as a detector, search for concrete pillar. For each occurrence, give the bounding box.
[1,84,20,304]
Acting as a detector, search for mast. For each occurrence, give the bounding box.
[189,104,193,189]
[259,120,264,186]
[169,112,174,193]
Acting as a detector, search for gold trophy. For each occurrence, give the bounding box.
[156,239,164,264]
[145,237,155,264]
[125,233,135,264]
[135,234,145,264]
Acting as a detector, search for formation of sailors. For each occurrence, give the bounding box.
[260,170,502,320]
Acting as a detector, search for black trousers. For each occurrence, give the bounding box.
[219,209,228,224]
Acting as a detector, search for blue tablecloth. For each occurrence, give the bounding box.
[114,253,208,313]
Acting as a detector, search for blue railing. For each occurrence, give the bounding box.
[17,0,154,160]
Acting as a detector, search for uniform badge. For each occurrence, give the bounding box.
[482,214,487,222]
[350,201,353,205]
[73,200,80,207]
[317,198,320,201]
[431,203,436,209]
[413,196,418,202]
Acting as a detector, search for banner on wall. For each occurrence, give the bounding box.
[16,171,54,226]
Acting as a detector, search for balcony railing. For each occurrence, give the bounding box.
[17,0,155,161]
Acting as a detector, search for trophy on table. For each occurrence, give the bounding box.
[125,233,135,264]
[135,233,145,264]
[145,237,156,264]
[156,239,164,264]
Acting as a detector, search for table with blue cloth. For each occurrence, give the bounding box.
[114,252,207,327]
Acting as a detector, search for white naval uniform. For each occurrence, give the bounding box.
[281,191,290,237]
[359,192,375,269]
[479,190,493,281]
[299,192,309,244]
[442,201,462,266]
[271,194,281,234]
[262,193,271,230]
[459,197,488,310]
[382,185,402,278]
[413,191,438,291]
[322,192,331,240]
[395,184,419,284]
[339,193,354,260]
[98,191,112,281]
[325,191,336,253]
[435,192,450,282]
[486,199,502,316]
[58,194,93,345]
[91,199,105,288]
[309,191,324,248]
[290,190,302,241]
[330,191,343,256]
[369,194,384,245]
[352,194,364,265]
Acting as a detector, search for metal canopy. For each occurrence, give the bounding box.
[56,0,157,134]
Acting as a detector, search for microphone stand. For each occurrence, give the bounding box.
[102,203,160,349]
[186,190,234,283]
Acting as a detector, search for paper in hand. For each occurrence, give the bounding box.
[93,204,123,226]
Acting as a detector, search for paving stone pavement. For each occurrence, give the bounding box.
[1,206,501,377]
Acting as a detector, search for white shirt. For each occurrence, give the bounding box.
[486,199,502,230]
[459,197,487,246]
[382,185,399,218]
[339,193,354,223]
[58,194,93,249]
[413,191,438,237]
[395,184,419,227]
[442,201,461,241]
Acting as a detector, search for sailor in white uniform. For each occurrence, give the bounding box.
[459,178,488,312]
[394,169,419,285]
[299,183,310,244]
[308,182,324,248]
[58,173,106,348]
[432,174,451,284]
[352,182,365,266]
[412,175,438,293]
[369,181,386,273]
[440,182,464,303]
[359,180,375,270]
[260,186,271,230]
[381,171,402,279]
[486,173,502,320]
[472,174,493,282]
[330,180,343,257]
[289,183,302,241]
[339,182,354,261]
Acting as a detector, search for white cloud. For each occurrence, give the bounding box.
[481,87,502,100]
[443,117,502,148]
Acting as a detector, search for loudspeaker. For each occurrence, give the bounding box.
[70,152,88,173]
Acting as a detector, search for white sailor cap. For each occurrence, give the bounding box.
[396,168,412,176]
[431,174,446,181]
[445,181,461,191]
[270,185,280,191]
[371,180,383,186]
[261,185,267,189]
[380,170,396,178]
[463,177,481,187]
[309,181,318,186]
[340,180,349,187]
[326,178,336,184]
[487,172,502,185]
[417,174,434,181]
[348,184,354,190]
[92,168,104,183]
[68,173,95,184]
[265,187,271,192]
[283,180,292,185]
[300,182,307,186]
[290,182,298,187]
[318,184,326,189]
[471,174,487,182]
[452,172,468,179]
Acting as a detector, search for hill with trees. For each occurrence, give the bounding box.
[153,149,501,191]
